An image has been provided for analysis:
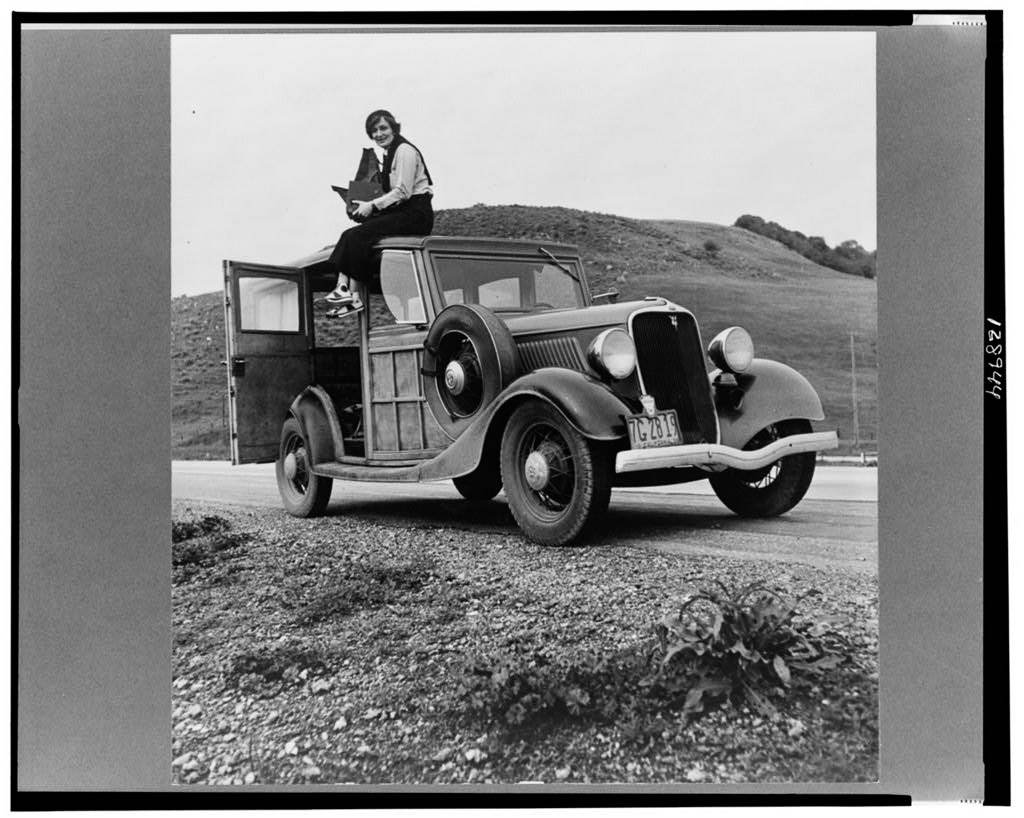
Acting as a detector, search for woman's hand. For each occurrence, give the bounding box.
[352,200,375,219]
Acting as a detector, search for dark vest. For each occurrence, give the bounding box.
[381,134,433,192]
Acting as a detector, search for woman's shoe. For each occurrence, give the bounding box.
[324,284,363,310]
[324,284,353,305]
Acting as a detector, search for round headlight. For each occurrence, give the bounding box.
[588,328,637,380]
[708,326,754,373]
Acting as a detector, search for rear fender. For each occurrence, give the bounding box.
[419,368,629,480]
[288,386,345,465]
[714,359,825,449]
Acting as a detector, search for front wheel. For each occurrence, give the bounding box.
[500,400,612,546]
[276,417,333,517]
[709,419,816,518]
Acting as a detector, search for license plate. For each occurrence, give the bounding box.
[626,409,681,449]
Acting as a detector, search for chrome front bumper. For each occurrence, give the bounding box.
[614,431,839,474]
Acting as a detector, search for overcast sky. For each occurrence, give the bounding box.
[171,29,876,296]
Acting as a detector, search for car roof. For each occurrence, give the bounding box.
[290,235,581,270]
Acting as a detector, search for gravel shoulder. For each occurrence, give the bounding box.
[172,500,878,785]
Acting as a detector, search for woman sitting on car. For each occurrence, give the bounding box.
[325,109,434,311]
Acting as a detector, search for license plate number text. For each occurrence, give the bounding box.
[626,409,681,449]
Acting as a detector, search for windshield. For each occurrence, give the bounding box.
[433,255,587,312]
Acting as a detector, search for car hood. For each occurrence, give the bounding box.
[500,298,670,337]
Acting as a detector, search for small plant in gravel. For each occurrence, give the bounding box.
[295,560,431,624]
[173,531,250,569]
[653,581,848,717]
[451,644,658,729]
[171,515,251,583]
[172,514,231,543]
[452,582,857,735]
[222,640,330,695]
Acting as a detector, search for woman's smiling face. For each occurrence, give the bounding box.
[370,118,395,149]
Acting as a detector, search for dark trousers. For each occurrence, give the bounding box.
[328,194,434,283]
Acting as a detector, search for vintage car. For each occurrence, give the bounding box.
[223,235,838,546]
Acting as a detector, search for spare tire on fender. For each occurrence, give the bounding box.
[422,303,520,438]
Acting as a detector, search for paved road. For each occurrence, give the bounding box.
[172,461,877,572]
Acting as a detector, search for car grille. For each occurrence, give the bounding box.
[631,311,718,444]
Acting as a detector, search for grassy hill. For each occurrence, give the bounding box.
[173,205,876,459]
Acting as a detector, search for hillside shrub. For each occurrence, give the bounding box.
[735,214,876,279]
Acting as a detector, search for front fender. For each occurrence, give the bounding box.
[504,368,629,440]
[714,359,825,449]
[288,385,345,465]
[418,368,629,481]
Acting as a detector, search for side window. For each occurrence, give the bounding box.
[379,251,426,324]
[238,276,301,332]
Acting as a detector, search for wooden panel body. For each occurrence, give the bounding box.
[367,329,446,461]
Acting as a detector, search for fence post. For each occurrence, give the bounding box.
[850,333,860,451]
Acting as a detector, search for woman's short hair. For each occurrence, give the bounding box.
[365,109,401,137]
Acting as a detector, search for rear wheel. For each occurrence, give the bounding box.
[276,417,333,517]
[500,400,612,546]
[452,460,502,502]
[709,419,816,517]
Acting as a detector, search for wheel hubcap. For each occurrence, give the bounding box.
[524,450,551,490]
[518,427,576,513]
[436,331,484,417]
[444,360,467,395]
[284,447,306,483]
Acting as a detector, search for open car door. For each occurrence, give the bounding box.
[224,260,312,464]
